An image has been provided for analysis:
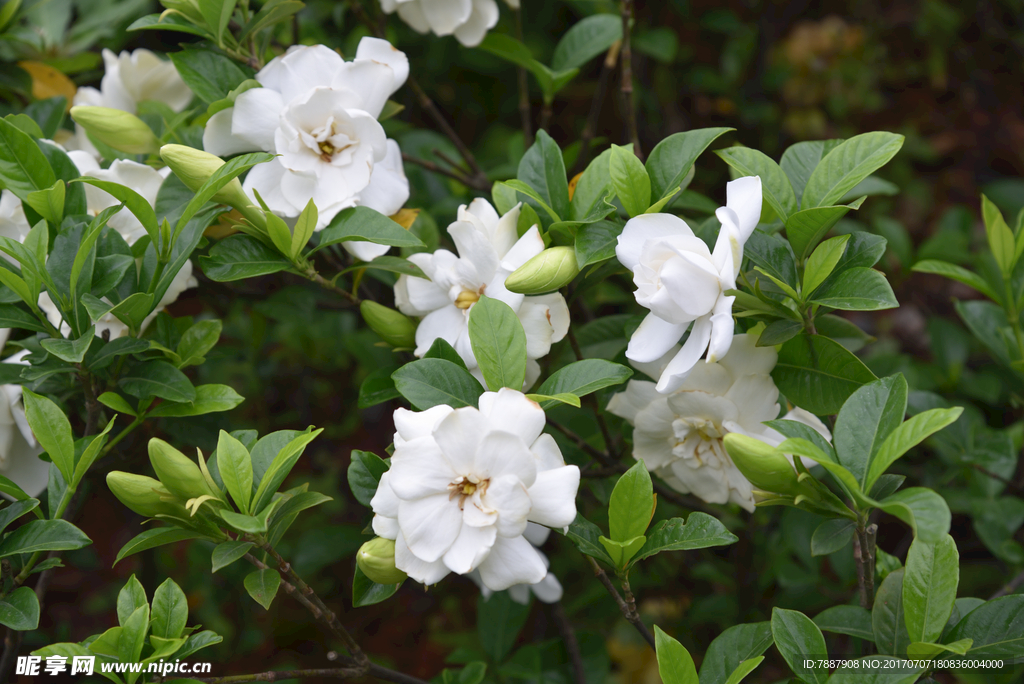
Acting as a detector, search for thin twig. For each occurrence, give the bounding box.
[552,603,587,684]
[972,464,1024,495]
[308,272,360,305]
[990,568,1024,599]
[402,153,485,190]
[192,668,365,683]
[432,148,472,175]
[853,522,877,609]
[619,0,642,160]
[514,7,533,147]
[572,42,621,176]
[586,556,655,651]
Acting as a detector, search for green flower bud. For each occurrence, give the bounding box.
[723,433,802,496]
[360,301,417,348]
[69,106,161,155]
[357,537,407,584]
[158,144,266,229]
[149,438,221,503]
[106,471,191,519]
[504,246,580,295]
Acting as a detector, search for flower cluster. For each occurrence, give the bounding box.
[371,389,579,590]
[395,199,569,387]
[608,333,829,511]
[616,176,762,394]
[380,0,519,47]
[203,39,410,261]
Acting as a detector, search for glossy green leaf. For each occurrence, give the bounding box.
[801,132,904,208]
[468,296,528,391]
[810,267,899,311]
[903,534,959,644]
[0,116,55,201]
[348,450,388,508]
[145,384,244,417]
[944,595,1024,657]
[534,359,632,409]
[216,429,253,514]
[780,139,843,202]
[21,389,74,484]
[772,334,877,415]
[315,206,424,251]
[392,358,484,410]
[150,578,188,640]
[551,14,622,70]
[810,519,856,556]
[352,564,402,607]
[873,568,911,656]
[200,234,292,281]
[813,605,874,641]
[244,568,280,609]
[0,586,39,631]
[211,540,253,572]
[716,146,797,221]
[647,128,733,203]
[875,488,951,544]
[608,460,654,542]
[633,513,738,563]
[0,519,91,557]
[910,260,999,302]
[803,234,851,296]
[697,622,773,684]
[517,130,570,220]
[119,361,197,403]
[833,374,908,489]
[654,625,698,684]
[610,144,651,217]
[771,608,828,684]
[785,205,853,260]
[864,407,963,491]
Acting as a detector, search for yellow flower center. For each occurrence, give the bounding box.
[455,289,481,309]
[318,141,335,161]
[447,476,489,509]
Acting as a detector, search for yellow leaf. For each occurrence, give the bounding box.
[389,208,420,229]
[568,171,583,202]
[205,209,242,239]
[17,61,76,107]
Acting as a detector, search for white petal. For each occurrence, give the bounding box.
[393,405,454,444]
[477,388,545,445]
[355,37,409,94]
[780,407,831,440]
[529,433,565,472]
[370,471,401,518]
[433,407,487,475]
[341,240,390,262]
[230,88,285,152]
[449,221,499,283]
[606,380,660,425]
[260,45,344,103]
[357,139,409,218]
[395,532,450,584]
[616,213,692,271]
[398,492,462,562]
[419,0,473,35]
[472,430,537,489]
[626,312,688,364]
[523,521,550,546]
[530,571,563,603]
[442,522,496,574]
[499,225,544,271]
[725,175,762,243]
[526,466,579,528]
[372,513,399,539]
[243,159,301,216]
[389,437,457,500]
[0,431,46,499]
[705,296,736,364]
[476,534,547,590]
[399,275,450,318]
[717,333,777,378]
[484,474,531,538]
[655,314,713,394]
[203,108,260,156]
[453,0,499,47]
[413,304,465,357]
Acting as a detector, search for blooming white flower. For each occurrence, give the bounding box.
[0,191,31,245]
[67,49,193,155]
[394,199,569,388]
[470,523,563,604]
[370,389,580,590]
[607,333,829,512]
[616,176,762,395]
[203,39,410,261]
[380,0,519,47]
[67,150,168,246]
[0,330,47,499]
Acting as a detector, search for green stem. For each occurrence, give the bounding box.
[13,485,75,584]
[101,416,144,457]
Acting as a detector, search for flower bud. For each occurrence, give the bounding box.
[159,144,266,229]
[149,438,222,503]
[106,471,191,519]
[723,433,802,496]
[360,301,417,348]
[357,537,407,584]
[504,246,580,294]
[69,106,160,155]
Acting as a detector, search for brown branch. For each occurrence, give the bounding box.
[572,42,621,176]
[551,603,586,684]
[402,153,487,190]
[619,0,641,160]
[972,464,1024,495]
[853,522,878,610]
[307,271,360,305]
[990,568,1024,599]
[192,668,365,683]
[586,556,655,650]
[0,629,21,684]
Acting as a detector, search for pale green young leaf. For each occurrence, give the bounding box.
[864,407,963,491]
[609,144,651,217]
[802,234,850,296]
[21,389,74,485]
[291,198,317,259]
[981,194,1016,274]
[216,429,253,514]
[467,296,528,391]
[715,146,798,221]
[654,626,698,684]
[608,460,654,542]
[903,534,959,644]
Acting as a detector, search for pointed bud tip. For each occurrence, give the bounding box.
[505,246,580,295]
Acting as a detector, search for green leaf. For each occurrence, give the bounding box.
[875,488,951,544]
[803,234,850,296]
[744,229,798,289]
[238,0,304,43]
[810,267,898,311]
[608,460,654,542]
[24,180,64,226]
[176,319,222,368]
[903,534,959,644]
[0,519,91,557]
[771,608,828,684]
[348,450,388,508]
[864,407,963,492]
[88,337,150,371]
[269,491,331,532]
[128,12,213,37]
[813,605,874,641]
[97,391,137,416]
[811,519,856,556]
[825,659,922,684]
[40,327,95,363]
[570,148,616,222]
[169,46,250,105]
[654,625,698,684]
[574,219,624,268]
[780,139,843,201]
[0,304,44,332]
[72,416,116,487]
[647,128,733,203]
[0,586,39,631]
[150,578,188,640]
[392,358,484,410]
[598,534,646,569]
[219,509,267,533]
[0,500,39,534]
[211,540,254,572]
[524,392,580,407]
[352,564,402,607]
[145,384,244,417]
[175,152,273,237]
[633,513,738,563]
[873,568,911,656]
[910,260,1000,302]
[216,430,253,515]
[250,428,322,514]
[244,568,280,610]
[756,319,802,347]
[801,132,904,208]
[944,595,1024,658]
[517,130,570,221]
[833,374,908,489]
[119,604,149,677]
[715,146,798,221]
[119,360,197,403]
[772,334,877,415]
[610,144,651,217]
[776,438,865,504]
[197,0,235,45]
[906,639,972,658]
[551,14,622,70]
[467,296,528,391]
[200,234,292,281]
[981,194,1016,274]
[117,575,147,626]
[114,528,205,565]
[21,389,74,485]
[721,658,763,684]
[358,366,401,409]
[341,255,426,279]
[697,622,773,684]
[315,206,424,251]
[478,590,531,662]
[562,513,615,565]
[534,359,632,408]
[78,178,159,245]
[0,117,56,201]
[785,205,854,260]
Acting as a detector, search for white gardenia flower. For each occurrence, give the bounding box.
[203,39,410,261]
[607,333,830,512]
[0,330,47,499]
[370,389,580,590]
[67,49,193,155]
[0,191,31,245]
[470,523,563,604]
[380,0,518,47]
[394,199,569,388]
[616,176,763,395]
[67,150,168,246]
